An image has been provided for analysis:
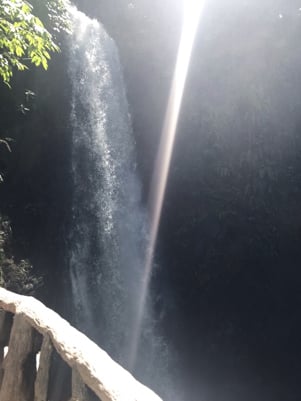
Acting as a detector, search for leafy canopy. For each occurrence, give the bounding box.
[0,0,70,86]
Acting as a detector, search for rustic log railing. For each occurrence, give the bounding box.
[0,288,163,401]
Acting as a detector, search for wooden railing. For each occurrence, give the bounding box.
[0,288,163,401]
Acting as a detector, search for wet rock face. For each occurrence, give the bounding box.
[69,2,301,400]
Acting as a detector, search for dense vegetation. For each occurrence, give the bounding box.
[0,0,70,86]
[0,215,41,294]
[0,0,70,294]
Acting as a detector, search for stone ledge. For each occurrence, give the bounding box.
[0,287,163,401]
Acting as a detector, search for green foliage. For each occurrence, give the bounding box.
[0,0,70,86]
[0,215,42,294]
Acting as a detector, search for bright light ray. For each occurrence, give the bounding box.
[129,0,206,371]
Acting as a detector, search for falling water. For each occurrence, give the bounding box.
[67,7,171,396]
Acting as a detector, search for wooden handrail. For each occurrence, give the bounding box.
[0,287,163,401]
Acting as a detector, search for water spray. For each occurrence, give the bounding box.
[129,0,206,371]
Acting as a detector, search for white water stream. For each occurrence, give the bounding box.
[67,7,172,397]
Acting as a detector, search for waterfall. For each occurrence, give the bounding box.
[67,7,173,397]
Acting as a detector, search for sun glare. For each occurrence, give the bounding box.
[129,0,206,371]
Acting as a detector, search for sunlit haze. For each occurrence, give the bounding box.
[128,0,206,371]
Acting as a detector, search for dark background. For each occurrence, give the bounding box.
[1,0,301,400]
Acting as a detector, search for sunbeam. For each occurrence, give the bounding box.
[129,0,206,371]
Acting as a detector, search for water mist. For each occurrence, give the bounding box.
[67,7,172,398]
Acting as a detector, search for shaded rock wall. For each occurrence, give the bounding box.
[0,49,73,310]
